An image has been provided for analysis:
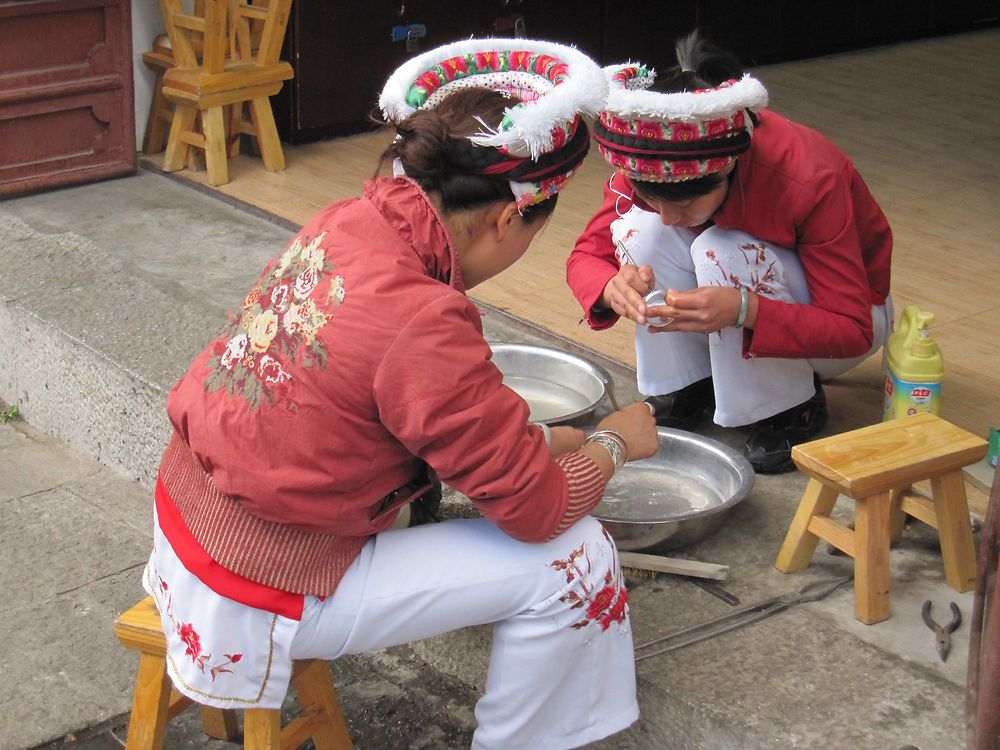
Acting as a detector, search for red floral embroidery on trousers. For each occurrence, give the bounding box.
[548,529,628,631]
[157,575,244,681]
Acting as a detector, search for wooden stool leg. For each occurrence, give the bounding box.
[227,103,243,158]
[123,652,173,750]
[775,479,840,572]
[854,490,893,624]
[249,95,286,172]
[244,708,282,749]
[889,487,908,543]
[143,70,171,154]
[202,106,230,186]
[932,470,978,592]
[290,660,354,750]
[199,706,239,741]
[163,105,198,173]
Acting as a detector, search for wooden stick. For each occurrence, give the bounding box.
[620,551,729,581]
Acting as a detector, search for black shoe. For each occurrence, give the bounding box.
[408,481,442,527]
[744,376,828,474]
[644,377,715,431]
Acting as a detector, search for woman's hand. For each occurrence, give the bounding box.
[547,426,586,456]
[599,264,657,326]
[646,286,757,334]
[594,402,660,462]
[576,402,659,480]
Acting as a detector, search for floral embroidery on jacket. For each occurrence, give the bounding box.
[156,576,243,681]
[549,528,628,631]
[203,232,346,410]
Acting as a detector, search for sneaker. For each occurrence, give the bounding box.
[744,375,828,474]
[643,377,715,431]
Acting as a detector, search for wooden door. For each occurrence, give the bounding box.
[0,0,135,197]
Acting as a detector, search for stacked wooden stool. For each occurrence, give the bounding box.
[114,596,353,749]
[775,412,986,624]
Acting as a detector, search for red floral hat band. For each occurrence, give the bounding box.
[597,65,768,183]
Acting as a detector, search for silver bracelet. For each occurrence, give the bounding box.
[585,429,628,472]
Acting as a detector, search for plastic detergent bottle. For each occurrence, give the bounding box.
[883,305,943,421]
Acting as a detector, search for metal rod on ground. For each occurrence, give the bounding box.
[633,575,853,662]
[691,579,741,606]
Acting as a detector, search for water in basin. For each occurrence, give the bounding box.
[594,464,724,522]
[503,375,594,422]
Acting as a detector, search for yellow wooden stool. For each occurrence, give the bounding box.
[775,413,987,624]
[114,597,353,749]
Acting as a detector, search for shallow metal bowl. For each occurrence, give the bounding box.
[592,427,755,552]
[490,343,616,425]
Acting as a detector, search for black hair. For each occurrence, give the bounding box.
[375,88,557,222]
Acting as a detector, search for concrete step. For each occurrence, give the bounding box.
[1,170,972,750]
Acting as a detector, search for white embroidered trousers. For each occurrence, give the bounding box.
[145,513,638,750]
[611,207,891,427]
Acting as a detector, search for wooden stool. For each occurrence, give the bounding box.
[114,597,353,749]
[159,0,293,186]
[775,412,987,624]
[140,34,177,154]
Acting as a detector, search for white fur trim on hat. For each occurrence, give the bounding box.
[379,38,607,160]
[603,65,768,122]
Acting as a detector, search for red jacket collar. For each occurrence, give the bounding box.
[364,177,466,295]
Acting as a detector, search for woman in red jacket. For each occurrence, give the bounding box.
[567,32,893,473]
[142,39,658,750]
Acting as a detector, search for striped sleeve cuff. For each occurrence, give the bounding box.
[547,452,607,539]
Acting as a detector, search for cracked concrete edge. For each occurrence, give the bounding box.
[0,297,171,488]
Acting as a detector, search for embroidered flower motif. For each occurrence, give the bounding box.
[293,267,319,300]
[670,160,700,179]
[670,122,701,141]
[603,114,631,135]
[220,334,248,370]
[587,586,617,620]
[274,247,297,279]
[441,55,469,80]
[329,275,347,305]
[510,50,532,72]
[258,354,291,385]
[533,53,557,76]
[271,281,292,313]
[637,121,665,141]
[204,231,343,410]
[706,117,730,136]
[154,577,244,682]
[178,622,203,662]
[244,287,262,308]
[548,529,629,631]
[600,589,628,631]
[247,310,279,353]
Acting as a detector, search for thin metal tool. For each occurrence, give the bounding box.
[634,575,853,662]
[922,600,961,662]
[615,241,674,328]
[691,579,741,606]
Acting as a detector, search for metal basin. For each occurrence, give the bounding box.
[490,343,618,425]
[593,427,755,552]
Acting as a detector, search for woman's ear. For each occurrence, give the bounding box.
[492,201,522,242]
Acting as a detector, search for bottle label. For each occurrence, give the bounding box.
[883,371,941,421]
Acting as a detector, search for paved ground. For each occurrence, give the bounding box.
[0,169,984,750]
[2,415,485,750]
